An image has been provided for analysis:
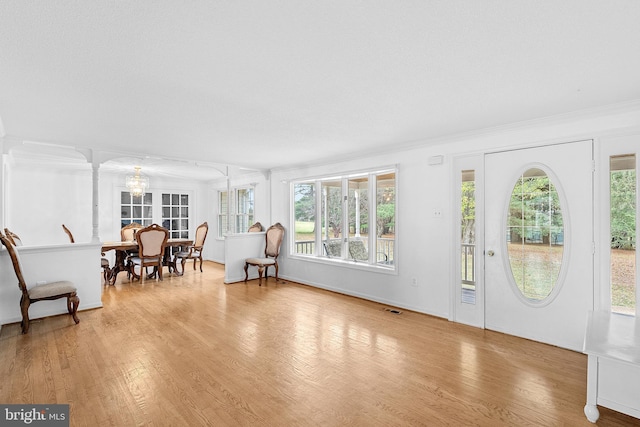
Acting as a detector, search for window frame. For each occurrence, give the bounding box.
[217,185,256,238]
[120,191,153,228]
[290,167,397,272]
[162,192,190,239]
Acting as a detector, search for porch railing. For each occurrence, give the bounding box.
[461,243,475,285]
[294,238,395,264]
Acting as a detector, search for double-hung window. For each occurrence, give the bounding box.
[292,168,396,269]
[217,186,255,237]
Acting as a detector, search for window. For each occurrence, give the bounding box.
[610,154,636,315]
[507,168,564,302]
[217,186,255,237]
[460,170,476,304]
[218,191,229,237]
[292,168,396,269]
[120,192,152,227]
[162,193,189,239]
[322,179,343,256]
[235,188,255,234]
[376,173,395,265]
[293,182,315,254]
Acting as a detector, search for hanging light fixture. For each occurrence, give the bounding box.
[125,166,149,197]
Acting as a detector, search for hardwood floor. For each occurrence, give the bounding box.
[0,261,637,426]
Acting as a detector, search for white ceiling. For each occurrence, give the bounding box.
[1,1,639,176]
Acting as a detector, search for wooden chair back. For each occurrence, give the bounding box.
[121,222,143,241]
[62,224,75,243]
[248,222,263,232]
[136,224,169,258]
[264,223,285,258]
[0,233,29,297]
[193,222,209,249]
[4,228,23,246]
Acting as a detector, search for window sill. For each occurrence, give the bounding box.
[288,253,397,275]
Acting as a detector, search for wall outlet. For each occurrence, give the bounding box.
[411,277,418,287]
[432,209,442,218]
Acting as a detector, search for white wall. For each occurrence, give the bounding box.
[5,163,93,245]
[269,103,640,320]
[4,165,213,246]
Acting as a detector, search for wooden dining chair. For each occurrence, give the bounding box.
[173,222,208,276]
[0,232,80,334]
[62,224,111,283]
[130,224,169,282]
[244,222,285,286]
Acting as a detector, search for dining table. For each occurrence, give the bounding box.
[101,238,193,285]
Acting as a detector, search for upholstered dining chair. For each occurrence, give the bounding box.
[248,222,263,232]
[244,222,285,286]
[130,224,169,282]
[0,232,80,334]
[62,224,111,283]
[4,228,23,246]
[173,222,208,276]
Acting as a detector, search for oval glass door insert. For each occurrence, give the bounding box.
[507,168,564,301]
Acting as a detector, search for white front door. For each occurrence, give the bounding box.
[484,140,594,351]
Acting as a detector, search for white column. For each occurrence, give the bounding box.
[92,161,100,242]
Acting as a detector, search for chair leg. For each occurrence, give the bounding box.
[158,264,163,281]
[20,296,30,334]
[274,262,279,282]
[244,263,249,282]
[198,255,203,272]
[69,294,80,324]
[173,257,184,276]
[258,265,264,286]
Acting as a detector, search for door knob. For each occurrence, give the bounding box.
[487,250,495,257]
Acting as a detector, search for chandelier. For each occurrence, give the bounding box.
[125,166,150,197]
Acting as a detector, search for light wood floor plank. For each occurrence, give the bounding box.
[0,261,638,426]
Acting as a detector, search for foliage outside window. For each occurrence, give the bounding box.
[507,168,564,301]
[293,182,315,255]
[610,154,636,315]
[292,169,396,268]
[460,170,476,304]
